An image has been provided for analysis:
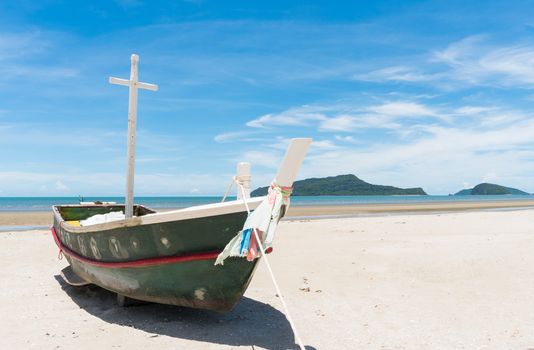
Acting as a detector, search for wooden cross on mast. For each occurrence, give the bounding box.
[109,54,158,218]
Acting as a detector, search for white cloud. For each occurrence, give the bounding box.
[55,180,69,192]
[354,35,534,89]
[319,115,358,131]
[309,140,340,151]
[433,36,534,87]
[247,101,442,134]
[433,35,487,66]
[239,150,281,169]
[355,66,438,82]
[482,172,500,183]
[214,130,257,143]
[0,32,50,61]
[334,135,359,143]
[246,106,326,128]
[0,66,79,79]
[0,30,78,81]
[319,114,403,132]
[366,101,437,117]
[479,46,534,84]
[479,112,526,127]
[453,106,496,115]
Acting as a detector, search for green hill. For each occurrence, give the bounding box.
[251,174,427,196]
[454,183,529,195]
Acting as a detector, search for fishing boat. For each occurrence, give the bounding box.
[50,54,311,312]
[51,138,310,311]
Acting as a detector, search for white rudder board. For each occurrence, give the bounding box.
[275,138,312,187]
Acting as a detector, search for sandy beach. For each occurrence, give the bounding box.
[1,208,534,349]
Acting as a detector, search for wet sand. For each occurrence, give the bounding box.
[285,199,534,217]
[1,209,534,349]
[3,199,534,226]
[0,211,53,226]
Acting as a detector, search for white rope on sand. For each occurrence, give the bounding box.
[235,181,306,350]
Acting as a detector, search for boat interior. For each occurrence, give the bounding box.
[55,204,155,222]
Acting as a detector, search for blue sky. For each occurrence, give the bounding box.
[2,0,534,196]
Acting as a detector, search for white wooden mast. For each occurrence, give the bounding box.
[109,54,158,218]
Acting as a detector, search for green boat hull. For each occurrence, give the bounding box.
[52,204,261,312]
[65,254,259,312]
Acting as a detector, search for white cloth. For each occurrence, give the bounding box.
[215,183,288,265]
[80,211,125,226]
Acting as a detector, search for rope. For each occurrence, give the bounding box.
[56,223,64,260]
[236,181,251,214]
[221,174,252,203]
[221,177,235,203]
[251,228,305,350]
[235,181,306,350]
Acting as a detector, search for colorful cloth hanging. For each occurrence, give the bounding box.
[215,182,292,265]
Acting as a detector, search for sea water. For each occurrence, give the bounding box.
[1,194,534,212]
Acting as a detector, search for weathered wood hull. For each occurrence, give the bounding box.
[65,252,258,312]
[52,204,261,312]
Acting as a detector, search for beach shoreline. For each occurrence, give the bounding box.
[3,199,534,227]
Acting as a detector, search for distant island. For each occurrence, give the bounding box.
[454,183,529,195]
[251,174,427,196]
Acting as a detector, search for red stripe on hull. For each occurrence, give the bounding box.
[50,227,220,268]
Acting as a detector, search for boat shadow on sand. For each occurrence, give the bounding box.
[55,276,316,350]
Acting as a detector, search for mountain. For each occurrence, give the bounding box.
[454,183,529,195]
[250,174,427,196]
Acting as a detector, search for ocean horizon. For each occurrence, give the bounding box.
[2,195,534,212]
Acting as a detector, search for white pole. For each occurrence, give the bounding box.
[124,54,139,219]
[109,54,158,219]
[236,162,251,200]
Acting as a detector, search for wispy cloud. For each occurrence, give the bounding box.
[214,130,261,143]
[246,106,327,128]
[238,150,281,169]
[309,139,340,151]
[319,115,359,131]
[354,66,439,83]
[366,101,437,117]
[353,34,534,91]
[244,101,444,133]
[334,135,360,144]
[453,106,496,115]
[0,66,79,79]
[0,31,50,60]
[0,30,79,82]
[431,35,534,86]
